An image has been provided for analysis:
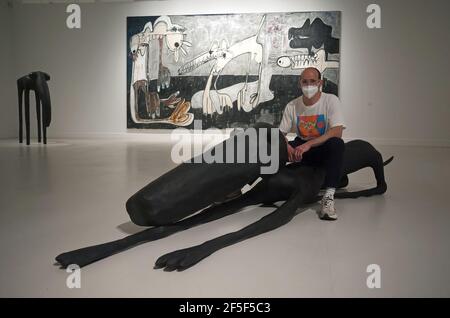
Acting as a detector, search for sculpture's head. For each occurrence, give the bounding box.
[29,71,50,81]
[17,74,32,87]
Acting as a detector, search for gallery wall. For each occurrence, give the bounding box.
[1,0,449,145]
[0,2,15,139]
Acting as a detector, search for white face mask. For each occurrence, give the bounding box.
[302,85,319,99]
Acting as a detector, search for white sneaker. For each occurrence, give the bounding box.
[319,197,338,221]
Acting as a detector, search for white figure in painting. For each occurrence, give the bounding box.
[178,15,271,115]
[129,16,193,126]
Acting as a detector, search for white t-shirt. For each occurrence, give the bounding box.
[279,92,346,141]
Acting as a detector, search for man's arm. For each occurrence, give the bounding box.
[304,125,343,148]
[293,126,344,161]
[282,132,296,162]
[279,102,297,162]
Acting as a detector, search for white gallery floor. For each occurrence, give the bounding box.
[0,137,449,297]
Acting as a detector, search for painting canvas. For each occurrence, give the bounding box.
[126,11,341,129]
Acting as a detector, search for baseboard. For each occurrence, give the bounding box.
[2,132,449,148]
[344,137,450,148]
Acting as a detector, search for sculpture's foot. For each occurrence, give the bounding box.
[334,183,387,199]
[154,244,213,271]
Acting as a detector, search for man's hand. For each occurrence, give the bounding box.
[284,133,312,162]
[293,143,311,162]
[287,144,296,162]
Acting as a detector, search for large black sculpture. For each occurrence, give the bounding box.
[55,123,393,271]
[17,71,52,145]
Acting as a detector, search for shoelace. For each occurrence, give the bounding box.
[323,197,334,209]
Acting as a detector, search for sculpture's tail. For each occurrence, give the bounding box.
[383,156,394,166]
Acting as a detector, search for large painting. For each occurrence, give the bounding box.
[127,12,341,129]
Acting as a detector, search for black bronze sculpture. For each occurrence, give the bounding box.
[55,123,393,271]
[17,71,52,145]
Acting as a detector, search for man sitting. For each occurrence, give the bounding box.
[279,67,346,220]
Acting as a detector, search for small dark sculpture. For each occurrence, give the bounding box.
[55,123,393,271]
[17,71,52,145]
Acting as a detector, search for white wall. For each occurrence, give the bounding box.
[0,1,15,139]
[4,0,450,145]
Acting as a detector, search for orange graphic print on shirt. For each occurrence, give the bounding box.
[297,114,326,139]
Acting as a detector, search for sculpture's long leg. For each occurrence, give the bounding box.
[55,185,268,269]
[310,140,394,201]
[31,72,51,145]
[154,166,325,271]
[17,85,23,143]
[43,126,47,144]
[335,140,392,198]
[35,92,41,143]
[335,156,389,198]
[56,123,287,268]
[154,185,312,271]
[24,89,31,145]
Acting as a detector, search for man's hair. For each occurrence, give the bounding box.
[313,67,322,80]
[300,67,322,80]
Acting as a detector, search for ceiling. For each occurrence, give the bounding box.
[20,0,165,4]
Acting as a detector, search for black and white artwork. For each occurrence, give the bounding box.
[127,12,341,129]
